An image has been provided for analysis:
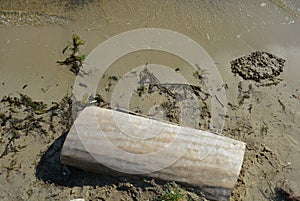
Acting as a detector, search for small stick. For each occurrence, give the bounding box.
[215,95,224,108]
[278,99,286,111]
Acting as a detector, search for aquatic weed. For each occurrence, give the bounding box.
[57,34,86,75]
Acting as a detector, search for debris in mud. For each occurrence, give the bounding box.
[57,34,86,75]
[108,75,119,81]
[1,93,48,113]
[104,75,119,93]
[135,68,211,128]
[230,51,285,85]
[0,94,73,158]
[160,101,180,124]
[0,86,292,200]
[237,82,253,105]
[260,122,269,135]
[193,64,208,85]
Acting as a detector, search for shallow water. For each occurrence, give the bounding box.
[0,0,300,200]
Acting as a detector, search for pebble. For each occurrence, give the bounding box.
[71,187,82,195]
[85,191,90,198]
[260,3,267,7]
[117,182,133,191]
[62,165,71,176]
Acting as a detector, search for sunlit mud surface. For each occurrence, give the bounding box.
[0,0,300,200]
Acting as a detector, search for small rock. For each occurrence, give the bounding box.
[63,165,71,176]
[85,191,90,198]
[71,187,82,195]
[261,3,267,7]
[117,182,133,191]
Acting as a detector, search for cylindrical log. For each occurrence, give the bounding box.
[61,106,245,200]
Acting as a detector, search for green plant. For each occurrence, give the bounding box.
[57,34,86,75]
[159,183,185,201]
[1,93,47,113]
[261,123,269,135]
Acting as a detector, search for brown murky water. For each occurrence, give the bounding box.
[0,0,299,200]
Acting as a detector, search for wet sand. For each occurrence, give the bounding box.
[0,0,300,200]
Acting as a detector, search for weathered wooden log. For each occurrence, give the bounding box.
[61,106,245,200]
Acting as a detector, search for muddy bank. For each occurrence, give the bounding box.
[0,0,300,200]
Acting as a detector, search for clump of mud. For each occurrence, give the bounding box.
[230,51,285,84]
